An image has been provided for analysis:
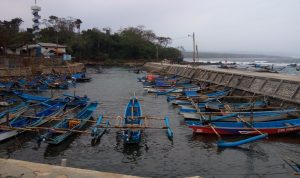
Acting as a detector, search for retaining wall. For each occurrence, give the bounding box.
[144,63,300,105]
[0,63,85,77]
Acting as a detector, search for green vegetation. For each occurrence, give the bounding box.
[0,18,33,50]
[0,17,182,62]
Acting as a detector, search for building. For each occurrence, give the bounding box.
[25,42,66,57]
[4,44,25,55]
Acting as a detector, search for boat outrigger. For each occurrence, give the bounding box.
[89,95,174,144]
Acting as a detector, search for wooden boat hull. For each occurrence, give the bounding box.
[182,110,295,122]
[123,96,143,144]
[0,103,29,124]
[45,102,98,145]
[187,118,300,135]
[144,87,200,93]
[0,102,65,142]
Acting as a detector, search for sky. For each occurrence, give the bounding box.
[1,0,300,57]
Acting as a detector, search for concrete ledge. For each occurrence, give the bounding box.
[144,62,300,105]
[0,158,140,178]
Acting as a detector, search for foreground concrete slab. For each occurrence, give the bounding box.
[0,158,140,178]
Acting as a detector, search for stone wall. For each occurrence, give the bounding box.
[145,63,300,104]
[0,63,85,77]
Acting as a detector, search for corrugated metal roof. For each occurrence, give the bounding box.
[37,43,66,48]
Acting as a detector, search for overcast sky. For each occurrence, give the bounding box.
[1,0,300,57]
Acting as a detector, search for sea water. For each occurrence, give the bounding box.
[0,68,299,177]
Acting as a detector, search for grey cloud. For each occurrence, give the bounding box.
[1,0,299,57]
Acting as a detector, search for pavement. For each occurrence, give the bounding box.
[0,158,140,178]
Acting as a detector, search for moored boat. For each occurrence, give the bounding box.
[122,96,143,144]
[0,102,29,124]
[0,102,65,142]
[186,118,300,135]
[41,102,98,145]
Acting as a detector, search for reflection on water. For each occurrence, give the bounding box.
[44,134,80,158]
[0,68,299,177]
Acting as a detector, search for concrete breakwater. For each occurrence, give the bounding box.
[144,62,300,106]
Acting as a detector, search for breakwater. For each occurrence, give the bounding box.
[144,62,300,106]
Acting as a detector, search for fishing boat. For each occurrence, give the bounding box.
[13,91,89,106]
[0,102,65,142]
[168,90,230,105]
[13,91,50,102]
[122,96,143,144]
[182,109,298,122]
[0,102,29,124]
[90,115,109,144]
[72,72,91,82]
[186,118,300,135]
[144,85,201,94]
[284,158,300,175]
[41,102,98,145]
[204,101,268,111]
[179,100,269,114]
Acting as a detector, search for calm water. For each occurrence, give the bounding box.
[0,68,299,178]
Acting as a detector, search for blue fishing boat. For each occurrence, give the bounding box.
[72,72,91,82]
[181,109,298,121]
[164,116,173,140]
[90,115,109,144]
[13,91,89,106]
[13,91,50,102]
[41,102,98,145]
[122,96,143,144]
[0,102,65,142]
[0,102,29,124]
[186,118,300,135]
[186,117,300,147]
[284,158,300,174]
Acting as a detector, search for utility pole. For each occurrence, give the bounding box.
[196,44,199,62]
[156,45,159,60]
[192,32,196,64]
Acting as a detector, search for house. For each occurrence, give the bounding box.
[25,42,67,57]
[4,44,25,55]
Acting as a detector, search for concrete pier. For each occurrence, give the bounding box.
[144,62,300,106]
[0,158,140,178]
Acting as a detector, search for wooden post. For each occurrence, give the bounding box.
[61,159,67,167]
[209,124,221,140]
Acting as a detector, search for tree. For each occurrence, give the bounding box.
[157,36,172,47]
[0,18,25,48]
[0,16,181,61]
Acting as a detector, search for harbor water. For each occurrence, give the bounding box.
[0,68,299,177]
